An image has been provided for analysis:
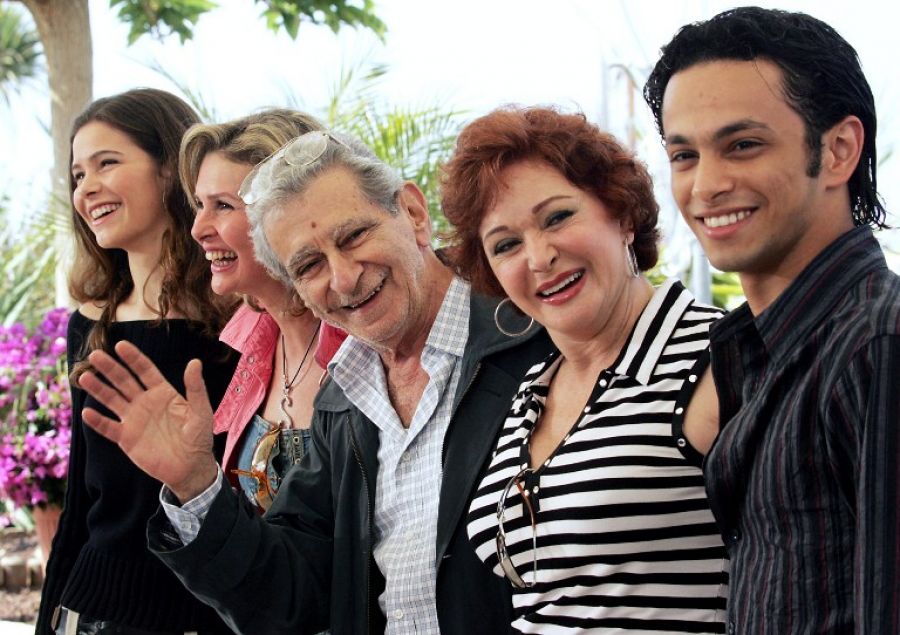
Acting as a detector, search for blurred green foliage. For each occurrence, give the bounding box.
[109,0,385,45]
[0,194,61,327]
[0,3,41,105]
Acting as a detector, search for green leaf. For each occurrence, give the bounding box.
[254,0,386,41]
[0,194,61,327]
[0,4,43,106]
[109,0,218,44]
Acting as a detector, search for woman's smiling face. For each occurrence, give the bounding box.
[190,151,273,297]
[479,160,634,342]
[71,121,170,255]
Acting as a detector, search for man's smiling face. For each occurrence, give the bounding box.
[264,165,434,352]
[662,59,829,282]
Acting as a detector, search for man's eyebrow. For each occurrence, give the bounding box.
[287,247,318,273]
[713,119,772,140]
[285,216,382,273]
[665,119,772,145]
[331,217,373,243]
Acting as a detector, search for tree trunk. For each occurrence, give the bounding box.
[19,0,92,307]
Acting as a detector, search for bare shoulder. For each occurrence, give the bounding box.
[683,365,719,456]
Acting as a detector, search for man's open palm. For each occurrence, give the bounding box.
[79,340,219,501]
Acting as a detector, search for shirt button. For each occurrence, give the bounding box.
[234,386,242,394]
[689,374,698,383]
[247,355,256,364]
[393,609,403,620]
[180,520,191,530]
[729,528,741,544]
[240,370,249,379]
[727,620,736,635]
[598,379,608,387]
[675,407,684,415]
[676,438,686,448]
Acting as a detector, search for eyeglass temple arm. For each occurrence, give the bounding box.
[514,479,538,528]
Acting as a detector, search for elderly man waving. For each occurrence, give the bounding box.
[77,131,550,634]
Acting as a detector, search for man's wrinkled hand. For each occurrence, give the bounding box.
[78,340,219,503]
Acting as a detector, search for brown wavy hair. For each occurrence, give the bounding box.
[441,106,660,297]
[68,88,235,378]
[178,108,325,315]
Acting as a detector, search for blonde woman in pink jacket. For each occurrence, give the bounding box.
[182,109,345,511]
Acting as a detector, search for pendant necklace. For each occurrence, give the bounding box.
[278,321,321,428]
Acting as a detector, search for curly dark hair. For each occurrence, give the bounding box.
[441,106,659,297]
[644,6,885,229]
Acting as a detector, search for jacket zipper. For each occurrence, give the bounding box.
[347,415,374,635]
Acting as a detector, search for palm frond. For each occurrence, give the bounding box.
[146,59,218,122]
[0,196,62,326]
[0,4,43,106]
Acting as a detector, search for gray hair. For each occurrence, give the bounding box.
[246,132,404,285]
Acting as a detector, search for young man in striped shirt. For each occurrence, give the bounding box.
[645,7,900,633]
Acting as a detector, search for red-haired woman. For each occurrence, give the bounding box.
[444,106,728,633]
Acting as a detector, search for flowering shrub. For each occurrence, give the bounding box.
[0,308,71,515]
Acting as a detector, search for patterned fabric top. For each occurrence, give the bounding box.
[706,226,900,634]
[468,279,728,634]
[328,276,470,635]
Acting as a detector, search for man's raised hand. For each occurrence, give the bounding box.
[78,340,219,503]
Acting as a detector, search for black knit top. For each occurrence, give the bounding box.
[36,311,237,634]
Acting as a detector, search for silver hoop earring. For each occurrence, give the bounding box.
[626,243,640,278]
[493,298,535,337]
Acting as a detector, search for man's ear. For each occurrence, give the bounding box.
[820,115,864,188]
[397,182,432,246]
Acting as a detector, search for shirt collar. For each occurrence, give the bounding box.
[329,276,470,376]
[612,278,696,385]
[523,279,697,390]
[424,276,470,358]
[751,226,885,360]
[219,304,279,355]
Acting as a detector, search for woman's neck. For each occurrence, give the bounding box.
[277,310,321,358]
[252,280,321,352]
[552,276,654,375]
[116,249,167,320]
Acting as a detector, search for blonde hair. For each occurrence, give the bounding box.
[179,109,325,201]
[178,108,325,314]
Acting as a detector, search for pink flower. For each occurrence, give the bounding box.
[0,309,71,511]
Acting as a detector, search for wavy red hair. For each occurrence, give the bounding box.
[442,106,660,296]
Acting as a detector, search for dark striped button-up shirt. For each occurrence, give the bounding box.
[706,226,900,634]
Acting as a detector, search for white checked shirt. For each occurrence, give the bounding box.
[163,278,471,635]
[328,276,469,635]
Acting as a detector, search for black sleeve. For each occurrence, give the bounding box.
[148,408,335,635]
[36,314,92,634]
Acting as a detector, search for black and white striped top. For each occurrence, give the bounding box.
[467,280,729,634]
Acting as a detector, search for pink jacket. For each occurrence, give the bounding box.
[214,304,348,481]
[214,304,279,481]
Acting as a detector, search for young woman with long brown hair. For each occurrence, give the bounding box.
[37,88,237,635]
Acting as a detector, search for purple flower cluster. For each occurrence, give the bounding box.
[0,308,71,513]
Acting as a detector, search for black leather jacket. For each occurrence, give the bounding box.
[149,291,552,634]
